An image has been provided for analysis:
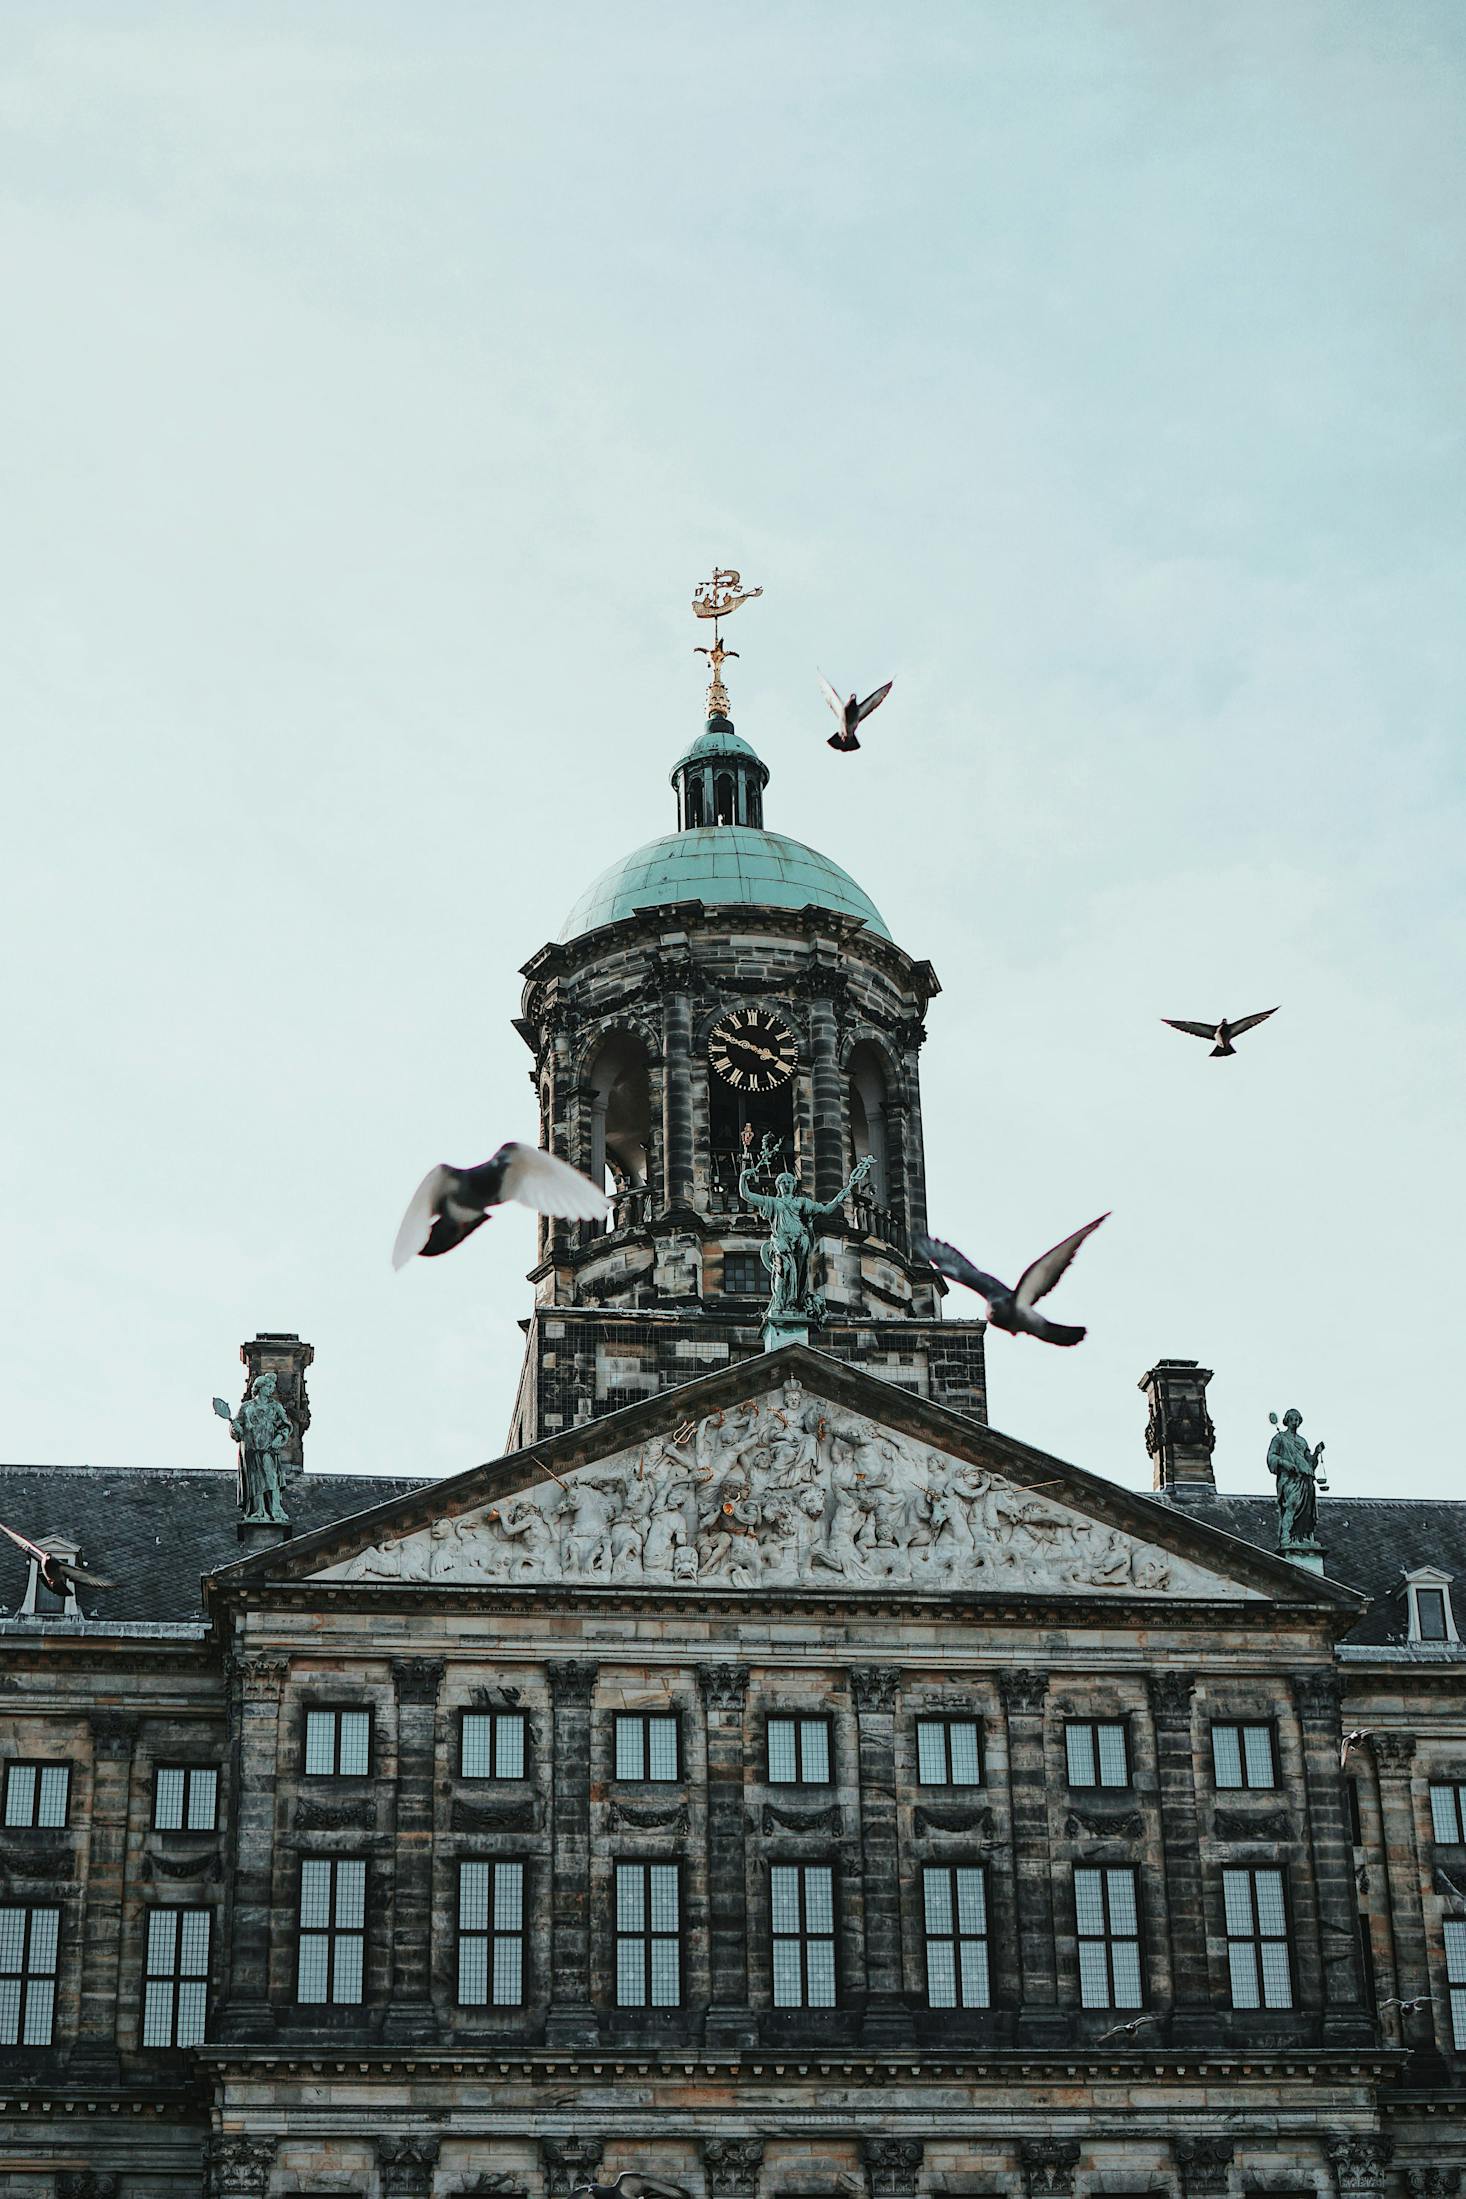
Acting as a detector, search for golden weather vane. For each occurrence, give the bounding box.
[692,566,762,718]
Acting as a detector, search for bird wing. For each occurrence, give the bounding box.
[1161,1018,1219,1040]
[1014,1213,1109,1308]
[854,678,893,723]
[61,1560,116,1590]
[493,1141,610,1221]
[1229,1006,1280,1037]
[617,2178,691,2199]
[914,1234,1009,1304]
[0,1519,48,1567]
[817,671,846,722]
[392,1164,453,1270]
[1016,1310,1088,1348]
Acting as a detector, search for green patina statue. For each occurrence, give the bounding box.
[1267,1406,1327,1554]
[739,1127,874,1338]
[213,1373,292,1526]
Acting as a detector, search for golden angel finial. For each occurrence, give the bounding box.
[692,566,762,718]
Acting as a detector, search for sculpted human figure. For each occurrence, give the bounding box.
[739,1131,875,1322]
[1267,1406,1326,1551]
[212,1373,291,1525]
[556,1474,622,1577]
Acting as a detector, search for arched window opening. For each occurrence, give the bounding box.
[747,783,763,828]
[714,772,736,826]
[586,1032,652,1233]
[847,1043,890,1212]
[708,1060,798,1212]
[687,775,706,827]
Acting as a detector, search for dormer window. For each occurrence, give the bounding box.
[20,1540,80,1620]
[1406,1569,1459,1645]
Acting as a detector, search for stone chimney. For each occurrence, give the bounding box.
[240,1332,313,1479]
[1140,1359,1216,1493]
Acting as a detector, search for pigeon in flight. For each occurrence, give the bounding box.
[819,672,893,752]
[1340,1728,1372,1770]
[915,1216,1109,1347]
[0,1520,115,1595]
[1098,2012,1163,2043]
[1162,1008,1279,1058]
[571,2178,689,2199]
[393,1142,608,1268]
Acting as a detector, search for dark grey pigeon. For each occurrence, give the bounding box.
[1162,1007,1278,1058]
[819,670,893,752]
[915,1215,1109,1347]
[393,1142,608,1268]
[571,2178,689,2199]
[0,1519,115,1593]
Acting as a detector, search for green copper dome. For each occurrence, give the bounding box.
[559,826,891,942]
[669,719,768,781]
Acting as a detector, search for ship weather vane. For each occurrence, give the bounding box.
[692,566,762,719]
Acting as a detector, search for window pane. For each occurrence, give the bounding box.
[1111,1941,1143,2007]
[146,1910,177,1973]
[0,1979,18,2044]
[1254,1871,1286,1936]
[927,1942,956,2007]
[22,1978,53,2045]
[1452,1987,1466,2050]
[806,1939,836,2006]
[923,1870,953,1935]
[460,1862,489,1931]
[332,1933,364,2003]
[1075,1870,1105,1935]
[1106,1870,1138,1935]
[494,1864,523,1930]
[304,1712,334,1775]
[297,1936,329,2001]
[459,1938,488,2004]
[1228,1942,1260,2009]
[647,1717,678,1781]
[335,1860,366,1930]
[616,1864,644,1930]
[770,1866,800,1932]
[767,1720,796,1783]
[4,1768,35,1828]
[300,1860,332,1930]
[772,1940,802,2006]
[1222,1871,1253,1937]
[1078,1941,1110,2008]
[492,1938,522,2005]
[917,1721,947,1784]
[649,1866,678,1931]
[1260,1942,1292,2008]
[949,1723,981,1785]
[36,1767,68,1827]
[1418,1589,1449,1641]
[186,1769,218,1830]
[650,1939,679,2005]
[1212,1727,1242,1789]
[142,1979,174,2048]
[804,1867,834,1934]
[615,1717,644,1781]
[1445,1920,1466,1983]
[495,1715,526,1780]
[1433,1787,1461,1843]
[176,1978,207,2047]
[461,1714,492,1779]
[1097,1726,1128,1786]
[339,1712,371,1777]
[1066,1727,1096,1786]
[1243,1727,1275,1788]
[960,1939,991,2007]
[0,1912,21,1970]
[800,1720,830,1782]
[180,1912,210,1975]
[955,1869,986,1935]
[26,1910,57,1971]
[617,1938,644,2006]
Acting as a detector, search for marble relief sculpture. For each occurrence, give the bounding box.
[327,1383,1234,1597]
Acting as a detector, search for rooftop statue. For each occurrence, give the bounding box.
[213,1373,292,1527]
[1267,1406,1327,1555]
[739,1126,874,1339]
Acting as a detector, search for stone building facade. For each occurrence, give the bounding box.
[2,704,1464,2197]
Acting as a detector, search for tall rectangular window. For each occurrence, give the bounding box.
[922,1865,989,2008]
[767,1716,832,1785]
[1223,1867,1293,2009]
[1417,1588,1450,1642]
[1431,1785,1466,1844]
[304,1708,372,1778]
[2,1763,70,1828]
[296,1857,366,2003]
[142,1908,211,2047]
[1075,1866,1143,2009]
[457,1860,525,2006]
[0,1907,59,2045]
[613,1713,679,1782]
[460,1711,527,1781]
[1211,1724,1277,1790]
[1446,1921,1466,2047]
[615,1861,681,2007]
[1065,1722,1130,1789]
[152,1765,218,1832]
[916,1720,982,1787]
[770,1863,836,2007]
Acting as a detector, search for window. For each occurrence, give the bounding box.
[922,1865,989,2008]
[457,1860,525,2007]
[0,1907,58,2044]
[770,1863,836,2007]
[614,1713,679,1782]
[1418,1590,1450,1641]
[1446,1921,1466,2048]
[2,1763,69,1828]
[1075,1866,1143,2009]
[1066,1721,1130,1789]
[1406,1571,1459,1644]
[460,1711,527,1781]
[142,1908,210,2047]
[152,1765,218,1832]
[767,1716,832,1785]
[722,1252,764,1297]
[1211,1724,1277,1791]
[916,1719,982,1787]
[21,1541,78,1618]
[297,1858,366,2003]
[1430,1785,1466,1843]
[1223,1867,1292,2009]
[615,1861,681,2007]
[304,1708,371,1778]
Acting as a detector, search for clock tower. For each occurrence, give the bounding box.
[507,609,985,1444]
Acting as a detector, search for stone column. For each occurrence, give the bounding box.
[1020,2140,1079,2199]
[545,1659,598,2047]
[1175,2138,1234,2199]
[660,980,695,1212]
[1293,1671,1372,2044]
[851,1667,913,2046]
[1327,2138,1393,2199]
[809,987,844,1202]
[70,1710,137,2082]
[1139,1362,1217,1493]
[238,1332,313,1479]
[1371,1732,1441,2070]
[377,2136,442,2197]
[863,2138,925,2198]
[699,1663,755,2048]
[896,1023,930,1246]
[383,1657,444,2043]
[207,2135,277,2197]
[703,2139,765,2199]
[544,2139,605,2195]
[1147,1672,1212,2041]
[220,1652,290,2040]
[1000,1671,1062,2043]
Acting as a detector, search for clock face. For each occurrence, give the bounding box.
[709,1007,798,1094]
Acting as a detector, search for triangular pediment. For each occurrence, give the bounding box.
[217,1348,1355,1611]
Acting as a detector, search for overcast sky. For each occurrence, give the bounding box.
[2,3,1462,1525]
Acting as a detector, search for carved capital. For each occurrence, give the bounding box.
[542,2139,605,2197]
[378,2135,443,2195]
[892,1016,927,1051]
[234,1652,291,1700]
[863,2138,924,2198]
[698,1663,749,1712]
[703,2137,766,2197]
[548,1659,597,1706]
[87,1710,137,1760]
[1147,1671,1196,1722]
[1174,2137,1234,2197]
[850,1666,901,1715]
[1372,1731,1417,1773]
[392,1656,445,1706]
[1327,2138,1393,2196]
[207,2135,277,2196]
[1293,1670,1343,1727]
[1020,2140,1080,2199]
[999,1670,1048,1716]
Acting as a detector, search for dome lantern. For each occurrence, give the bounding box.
[670,716,770,831]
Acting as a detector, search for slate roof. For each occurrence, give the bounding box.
[0,1464,430,1625]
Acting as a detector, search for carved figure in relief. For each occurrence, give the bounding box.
[555,1473,624,1577]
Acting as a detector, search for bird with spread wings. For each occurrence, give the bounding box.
[393,1141,608,1268]
[915,1215,1109,1347]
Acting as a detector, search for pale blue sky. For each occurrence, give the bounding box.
[2,4,1462,1516]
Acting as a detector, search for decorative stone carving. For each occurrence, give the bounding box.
[207,2135,277,2196]
[1175,2137,1234,2197]
[454,2178,530,2199]
[543,2139,605,2197]
[0,1834,74,1880]
[1000,1671,1049,1715]
[863,2138,924,2198]
[392,1657,445,1703]
[1293,1670,1342,1724]
[913,1803,997,1840]
[378,2135,443,2195]
[88,1710,137,1758]
[1372,1732,1417,1772]
[1405,2171,1461,2198]
[699,1664,750,1710]
[295,1795,377,1832]
[235,1653,291,1698]
[704,2138,765,2196]
[1327,2138,1392,2195]
[762,1801,843,1836]
[58,2177,118,2199]
[1213,1808,1294,1843]
[1020,2140,1080,2199]
[609,1797,690,1835]
[1065,1807,1145,1839]
[1148,1672,1196,1721]
[143,1846,222,1882]
[452,1794,539,1834]
[549,1660,597,1703]
[850,1666,901,1714]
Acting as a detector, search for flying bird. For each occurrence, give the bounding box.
[915,1216,1109,1347]
[1377,1995,1431,2015]
[1098,2012,1162,2043]
[1162,1008,1279,1058]
[393,1142,609,1268]
[570,2178,690,2199]
[1340,1729,1372,1770]
[819,671,893,752]
[0,1520,115,1595]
